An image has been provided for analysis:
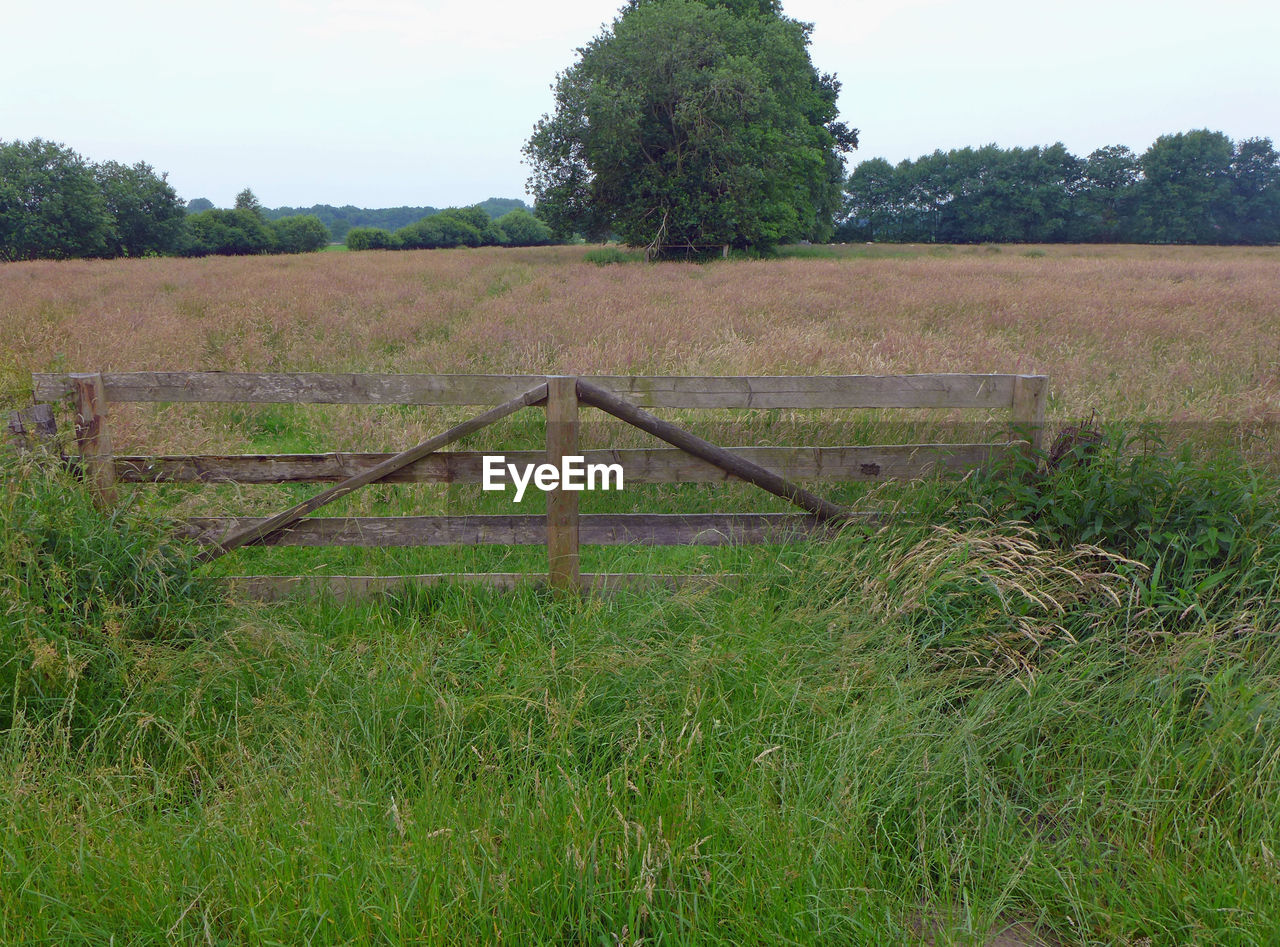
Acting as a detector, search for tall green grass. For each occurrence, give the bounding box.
[1,455,217,741]
[2,436,1279,943]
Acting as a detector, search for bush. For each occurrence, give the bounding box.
[395,214,482,249]
[495,208,553,246]
[970,426,1280,623]
[270,214,330,253]
[345,227,398,251]
[438,206,490,231]
[479,221,509,246]
[181,207,273,256]
[347,207,559,251]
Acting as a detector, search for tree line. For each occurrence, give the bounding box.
[840,130,1280,245]
[0,139,552,262]
[344,205,553,251]
[9,122,1277,263]
[0,139,335,260]
[225,197,532,243]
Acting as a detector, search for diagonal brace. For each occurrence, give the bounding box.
[195,382,549,563]
[574,378,848,523]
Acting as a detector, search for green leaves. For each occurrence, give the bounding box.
[270,214,330,253]
[94,160,186,257]
[183,207,275,256]
[840,132,1280,245]
[0,138,113,261]
[1133,130,1236,244]
[493,208,552,246]
[970,427,1280,627]
[1,139,190,260]
[525,0,853,252]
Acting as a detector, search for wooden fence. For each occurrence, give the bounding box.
[21,371,1048,599]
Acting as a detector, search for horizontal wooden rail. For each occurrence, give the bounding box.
[177,512,879,548]
[114,442,1019,485]
[194,383,547,563]
[33,371,1036,410]
[222,572,726,602]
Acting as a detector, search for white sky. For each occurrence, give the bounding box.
[3,0,1277,208]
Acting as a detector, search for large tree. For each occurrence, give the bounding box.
[1133,130,1234,243]
[1074,145,1141,242]
[524,0,856,253]
[1225,138,1280,244]
[0,138,112,261]
[841,157,896,241]
[95,160,186,257]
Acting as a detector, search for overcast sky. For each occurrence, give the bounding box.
[4,0,1277,209]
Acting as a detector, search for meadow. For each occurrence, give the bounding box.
[2,243,1280,944]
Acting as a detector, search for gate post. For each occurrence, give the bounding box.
[1011,375,1047,456]
[545,376,581,590]
[71,372,117,507]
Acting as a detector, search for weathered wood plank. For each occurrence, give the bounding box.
[176,512,878,548]
[220,572,732,602]
[7,404,57,453]
[545,377,580,590]
[72,373,116,507]
[1011,374,1048,454]
[576,379,849,522]
[113,443,1017,485]
[194,383,548,563]
[33,372,1032,409]
[181,515,543,546]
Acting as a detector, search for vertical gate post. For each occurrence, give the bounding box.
[1011,375,1047,457]
[71,372,117,507]
[545,376,580,590]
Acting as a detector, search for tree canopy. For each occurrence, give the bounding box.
[95,160,186,257]
[840,131,1280,245]
[183,207,275,256]
[0,139,190,261]
[0,139,112,261]
[525,0,855,253]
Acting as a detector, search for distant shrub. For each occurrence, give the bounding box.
[361,206,561,252]
[345,226,398,251]
[495,209,553,247]
[438,206,491,232]
[480,221,509,246]
[181,208,273,256]
[271,214,330,253]
[396,214,482,249]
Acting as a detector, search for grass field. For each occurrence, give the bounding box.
[3,244,1280,944]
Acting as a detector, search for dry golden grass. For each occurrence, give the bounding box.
[2,243,1277,455]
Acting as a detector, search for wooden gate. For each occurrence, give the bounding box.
[22,371,1047,599]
